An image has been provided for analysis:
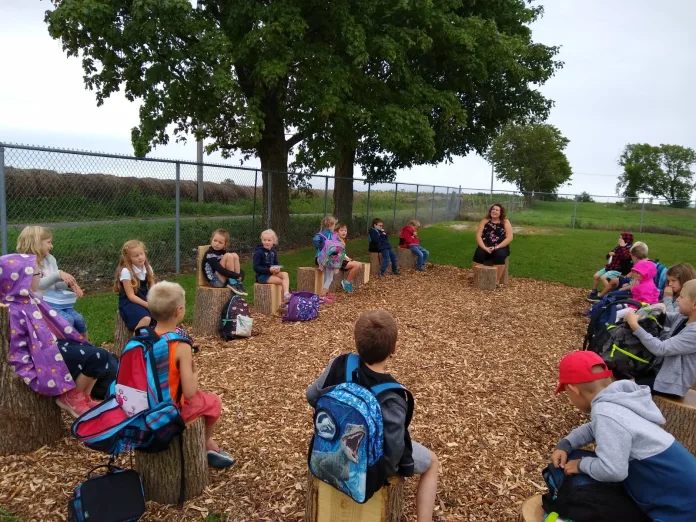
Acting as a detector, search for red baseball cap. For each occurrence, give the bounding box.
[555,351,614,394]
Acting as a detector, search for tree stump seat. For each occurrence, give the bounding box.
[254,283,282,316]
[112,311,132,358]
[395,247,416,270]
[193,245,236,337]
[654,390,696,455]
[369,253,382,278]
[518,495,544,522]
[134,418,208,505]
[472,265,498,290]
[296,263,370,294]
[305,474,404,522]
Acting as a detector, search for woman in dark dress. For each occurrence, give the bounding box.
[472,203,514,285]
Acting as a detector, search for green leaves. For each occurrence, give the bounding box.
[489,123,572,195]
[617,144,696,207]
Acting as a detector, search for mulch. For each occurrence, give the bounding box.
[0,264,588,521]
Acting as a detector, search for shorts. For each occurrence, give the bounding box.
[618,276,631,287]
[180,390,222,426]
[341,259,350,270]
[411,441,431,475]
[598,269,621,279]
[256,274,271,284]
[209,273,227,288]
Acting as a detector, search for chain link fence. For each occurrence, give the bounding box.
[1,143,695,287]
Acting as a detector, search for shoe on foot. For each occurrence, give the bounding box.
[207,449,235,469]
[416,267,425,272]
[56,391,90,418]
[346,281,354,292]
[581,309,592,318]
[378,272,386,278]
[232,282,248,296]
[392,270,401,276]
[341,279,353,293]
[586,290,600,302]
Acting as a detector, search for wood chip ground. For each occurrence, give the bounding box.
[0,265,588,521]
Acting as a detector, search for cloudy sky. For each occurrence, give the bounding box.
[0,0,694,198]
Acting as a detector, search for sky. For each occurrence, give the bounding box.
[0,0,694,199]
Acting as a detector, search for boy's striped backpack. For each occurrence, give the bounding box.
[71,328,186,455]
[308,354,412,503]
[317,232,346,269]
[652,259,668,298]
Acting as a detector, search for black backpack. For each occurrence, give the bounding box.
[542,450,649,522]
[583,297,641,351]
[220,294,251,341]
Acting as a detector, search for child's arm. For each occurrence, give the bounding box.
[381,395,410,476]
[556,422,595,454]
[30,273,40,293]
[313,233,324,251]
[627,312,696,356]
[305,362,334,407]
[368,228,379,244]
[573,416,632,481]
[176,341,198,400]
[252,250,271,275]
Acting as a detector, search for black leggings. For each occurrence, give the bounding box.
[473,246,510,265]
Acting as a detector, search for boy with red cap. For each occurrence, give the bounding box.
[552,351,696,521]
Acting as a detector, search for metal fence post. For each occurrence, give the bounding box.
[392,183,398,232]
[366,183,372,233]
[430,186,435,222]
[324,177,329,216]
[175,162,181,274]
[445,187,450,220]
[251,170,258,235]
[508,194,513,218]
[415,185,419,220]
[457,186,462,218]
[572,195,578,229]
[266,171,272,227]
[0,146,7,255]
[640,198,645,233]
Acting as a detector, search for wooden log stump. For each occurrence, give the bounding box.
[305,474,404,522]
[395,247,416,270]
[480,257,510,285]
[331,262,370,291]
[518,495,544,522]
[0,304,64,454]
[472,265,498,291]
[196,245,209,287]
[193,287,233,337]
[135,418,208,505]
[369,253,382,278]
[298,267,323,294]
[112,311,132,358]
[654,391,696,455]
[254,283,282,316]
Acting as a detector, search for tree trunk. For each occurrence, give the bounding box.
[518,495,544,522]
[112,312,132,359]
[297,267,321,294]
[0,304,64,454]
[193,287,233,338]
[654,392,696,455]
[334,146,356,226]
[253,283,282,316]
[473,265,497,290]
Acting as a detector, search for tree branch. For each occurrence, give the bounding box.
[285,132,307,150]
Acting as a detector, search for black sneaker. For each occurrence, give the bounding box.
[231,282,248,296]
[392,270,401,276]
[586,290,600,303]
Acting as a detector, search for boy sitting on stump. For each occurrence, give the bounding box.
[306,310,439,521]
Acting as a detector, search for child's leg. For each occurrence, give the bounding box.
[592,271,601,290]
[496,263,506,284]
[599,275,609,290]
[135,316,151,330]
[413,445,439,522]
[346,261,360,283]
[420,247,429,265]
[267,273,290,296]
[389,249,398,272]
[221,253,241,275]
[379,252,390,275]
[598,278,618,298]
[74,373,97,395]
[409,246,425,269]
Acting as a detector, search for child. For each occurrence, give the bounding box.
[399,220,429,272]
[252,229,290,302]
[587,232,634,302]
[306,310,438,522]
[335,223,361,293]
[114,240,155,331]
[552,350,696,521]
[624,279,696,397]
[313,216,340,304]
[612,260,659,322]
[368,219,400,278]
[663,263,696,314]
[597,241,649,299]
[147,281,234,468]
[1,254,116,417]
[17,226,88,339]
[202,229,248,296]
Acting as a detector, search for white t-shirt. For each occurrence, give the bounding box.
[120,264,152,282]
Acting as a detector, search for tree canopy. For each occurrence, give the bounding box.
[617,144,696,207]
[489,123,572,199]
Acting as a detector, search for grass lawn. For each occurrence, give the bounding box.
[76,223,696,345]
[0,508,21,522]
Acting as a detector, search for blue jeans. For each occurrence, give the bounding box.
[379,249,398,274]
[409,245,429,269]
[56,307,88,334]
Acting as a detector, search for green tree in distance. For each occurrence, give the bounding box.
[617,144,696,208]
[489,124,572,204]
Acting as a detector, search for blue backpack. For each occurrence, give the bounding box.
[72,328,186,455]
[652,259,668,298]
[308,354,412,503]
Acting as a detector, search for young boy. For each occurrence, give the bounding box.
[147,281,234,468]
[368,218,400,277]
[306,310,438,522]
[335,223,362,292]
[399,219,429,271]
[624,279,696,397]
[587,232,634,302]
[552,351,696,521]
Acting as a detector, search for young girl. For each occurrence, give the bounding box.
[252,230,290,302]
[399,219,429,271]
[313,216,341,303]
[16,226,88,338]
[202,229,247,296]
[2,254,117,417]
[664,263,696,314]
[335,223,361,293]
[615,260,659,321]
[114,240,156,331]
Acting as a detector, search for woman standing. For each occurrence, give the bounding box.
[472,203,513,285]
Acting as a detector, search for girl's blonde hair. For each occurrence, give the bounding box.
[321,215,337,232]
[667,263,696,296]
[113,240,155,292]
[260,229,278,245]
[408,219,421,228]
[16,226,52,264]
[211,229,230,248]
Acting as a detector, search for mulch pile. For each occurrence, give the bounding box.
[0,265,588,521]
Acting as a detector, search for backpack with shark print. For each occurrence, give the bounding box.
[308,354,412,503]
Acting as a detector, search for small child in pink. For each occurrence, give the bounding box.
[616,260,659,321]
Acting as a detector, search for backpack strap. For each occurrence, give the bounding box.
[345,353,360,382]
[371,382,415,428]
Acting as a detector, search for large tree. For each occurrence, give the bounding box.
[489,123,572,202]
[291,2,561,224]
[617,144,696,207]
